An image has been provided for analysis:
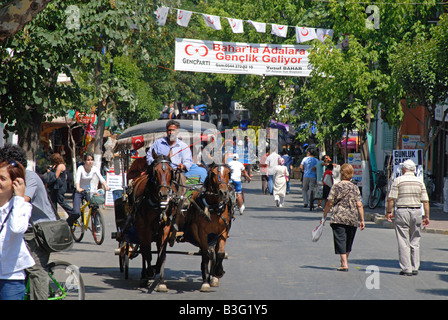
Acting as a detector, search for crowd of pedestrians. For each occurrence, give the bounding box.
[0,132,432,299]
[258,145,429,276]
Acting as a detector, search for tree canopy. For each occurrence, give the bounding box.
[0,0,447,165]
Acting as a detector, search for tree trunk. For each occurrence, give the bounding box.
[18,107,42,170]
[0,0,52,43]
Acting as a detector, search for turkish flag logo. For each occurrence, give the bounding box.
[132,135,145,150]
[185,44,209,57]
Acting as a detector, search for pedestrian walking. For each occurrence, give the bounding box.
[322,164,365,271]
[322,163,334,206]
[265,147,281,195]
[386,159,430,276]
[299,148,318,208]
[273,157,289,207]
[47,153,73,216]
[281,150,293,194]
[260,150,269,195]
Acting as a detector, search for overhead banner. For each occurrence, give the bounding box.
[175,38,312,77]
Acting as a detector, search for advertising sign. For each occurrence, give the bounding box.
[175,38,312,77]
[392,149,423,179]
[347,153,362,186]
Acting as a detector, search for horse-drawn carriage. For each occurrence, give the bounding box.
[111,119,236,292]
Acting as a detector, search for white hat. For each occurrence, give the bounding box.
[232,153,239,160]
[400,159,416,171]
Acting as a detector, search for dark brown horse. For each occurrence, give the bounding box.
[182,163,234,292]
[132,154,174,289]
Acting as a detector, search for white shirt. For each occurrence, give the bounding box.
[0,196,35,279]
[75,165,106,192]
[266,152,281,175]
[228,160,245,182]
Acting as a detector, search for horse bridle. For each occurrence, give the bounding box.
[148,159,174,208]
[205,164,231,201]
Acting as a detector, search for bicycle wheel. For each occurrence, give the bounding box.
[368,186,382,209]
[70,218,85,242]
[47,260,85,300]
[91,208,105,245]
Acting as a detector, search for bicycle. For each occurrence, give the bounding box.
[25,260,85,300]
[71,190,105,245]
[368,170,388,209]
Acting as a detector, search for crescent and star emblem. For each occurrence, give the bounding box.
[185,45,209,57]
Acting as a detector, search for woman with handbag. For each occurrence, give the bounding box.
[47,153,73,217]
[0,160,35,300]
[322,164,365,272]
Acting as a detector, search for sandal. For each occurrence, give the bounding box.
[337,267,349,272]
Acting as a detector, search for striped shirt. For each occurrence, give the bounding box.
[388,171,429,207]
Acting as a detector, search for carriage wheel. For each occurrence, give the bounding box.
[119,242,125,273]
[118,242,131,279]
[124,243,130,279]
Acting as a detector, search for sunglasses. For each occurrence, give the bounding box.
[8,160,18,167]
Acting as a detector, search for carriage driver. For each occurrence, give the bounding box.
[146,120,193,244]
[146,119,193,174]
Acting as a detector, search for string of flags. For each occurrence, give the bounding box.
[154,6,334,44]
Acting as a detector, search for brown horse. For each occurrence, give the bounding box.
[132,154,174,288]
[182,163,234,292]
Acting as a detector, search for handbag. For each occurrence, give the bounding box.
[323,173,333,187]
[32,219,74,253]
[311,215,326,242]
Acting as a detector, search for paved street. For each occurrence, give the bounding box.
[52,178,448,301]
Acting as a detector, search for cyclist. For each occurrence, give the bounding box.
[66,153,110,227]
[228,153,251,214]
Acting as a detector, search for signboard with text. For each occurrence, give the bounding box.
[347,153,362,186]
[175,38,312,77]
[105,171,126,206]
[392,149,423,179]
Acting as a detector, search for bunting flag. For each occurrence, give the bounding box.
[177,9,192,27]
[155,6,334,44]
[227,18,244,33]
[248,20,266,33]
[317,28,334,43]
[154,6,169,26]
[202,14,222,30]
[271,24,288,38]
[295,26,317,43]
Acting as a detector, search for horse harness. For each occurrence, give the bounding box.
[131,159,174,220]
[190,165,234,233]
